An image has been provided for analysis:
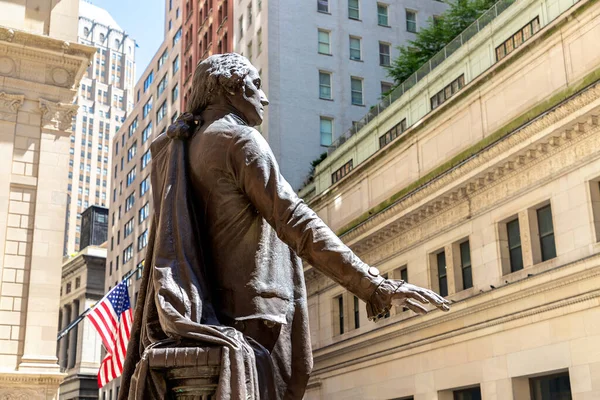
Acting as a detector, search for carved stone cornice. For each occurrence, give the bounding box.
[0,92,24,113]
[341,82,600,257]
[0,26,95,61]
[39,99,78,133]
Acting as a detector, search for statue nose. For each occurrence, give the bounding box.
[260,90,269,106]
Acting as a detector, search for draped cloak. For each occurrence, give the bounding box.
[119,113,389,399]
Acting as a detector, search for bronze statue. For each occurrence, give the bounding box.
[119,53,449,400]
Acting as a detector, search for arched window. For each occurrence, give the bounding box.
[99,33,105,42]
[83,27,90,36]
[115,39,121,48]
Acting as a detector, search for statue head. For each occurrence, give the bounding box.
[186,53,269,126]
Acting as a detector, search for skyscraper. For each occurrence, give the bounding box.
[63,1,136,256]
[233,0,448,190]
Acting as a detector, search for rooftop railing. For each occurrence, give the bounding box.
[327,0,518,154]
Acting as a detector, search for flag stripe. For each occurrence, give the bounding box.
[86,281,132,388]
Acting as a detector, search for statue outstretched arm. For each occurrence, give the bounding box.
[229,128,449,320]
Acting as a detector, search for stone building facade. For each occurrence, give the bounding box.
[101,0,183,397]
[302,0,600,398]
[0,0,95,398]
[57,245,106,400]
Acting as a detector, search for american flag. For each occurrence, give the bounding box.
[86,280,133,388]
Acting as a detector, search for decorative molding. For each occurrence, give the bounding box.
[0,92,24,113]
[0,27,95,61]
[38,99,78,132]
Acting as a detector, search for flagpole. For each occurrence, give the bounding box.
[56,263,142,341]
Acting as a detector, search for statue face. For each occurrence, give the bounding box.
[230,67,269,126]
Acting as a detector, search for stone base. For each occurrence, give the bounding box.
[0,371,66,400]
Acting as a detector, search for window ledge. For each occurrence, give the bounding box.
[378,24,391,28]
[350,58,364,62]
[318,52,333,56]
[319,97,334,102]
[318,11,332,15]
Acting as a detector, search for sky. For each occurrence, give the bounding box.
[87,0,166,82]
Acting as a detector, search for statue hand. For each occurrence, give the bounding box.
[390,281,450,315]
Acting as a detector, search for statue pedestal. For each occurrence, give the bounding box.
[148,346,222,399]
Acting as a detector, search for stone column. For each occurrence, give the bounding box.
[58,304,71,371]
[67,298,80,370]
[18,100,77,372]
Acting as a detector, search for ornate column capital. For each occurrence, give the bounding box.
[0,92,25,113]
[38,98,78,133]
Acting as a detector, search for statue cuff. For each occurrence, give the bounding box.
[366,279,405,322]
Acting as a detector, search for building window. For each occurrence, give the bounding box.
[127,167,137,187]
[331,160,353,184]
[381,81,393,95]
[377,3,389,26]
[431,74,465,110]
[136,261,144,280]
[127,141,137,162]
[142,122,153,144]
[143,71,154,92]
[353,296,360,329]
[125,192,135,211]
[379,118,407,148]
[173,27,182,46]
[140,175,150,196]
[348,0,359,19]
[139,202,150,223]
[459,240,473,290]
[173,55,180,74]
[337,295,344,334]
[143,96,153,119]
[318,29,330,55]
[496,17,540,61]
[406,10,417,33]
[530,372,571,400]
[379,42,391,66]
[453,386,481,400]
[172,84,179,103]
[124,218,134,237]
[123,245,133,263]
[318,0,329,13]
[319,71,332,100]
[350,77,363,105]
[158,49,168,70]
[537,204,556,262]
[157,75,168,97]
[349,36,361,60]
[157,101,167,123]
[320,117,333,147]
[141,150,152,170]
[247,41,253,61]
[239,16,243,38]
[507,218,523,272]
[436,250,448,297]
[138,230,148,251]
[66,282,71,294]
[257,29,263,54]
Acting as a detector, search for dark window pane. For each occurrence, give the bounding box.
[462,267,472,289]
[354,296,359,329]
[454,387,482,400]
[530,372,572,400]
[460,241,472,289]
[400,267,408,282]
[437,251,447,296]
[510,246,524,272]
[537,205,556,261]
[338,296,344,334]
[507,218,523,272]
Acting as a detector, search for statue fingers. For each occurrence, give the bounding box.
[405,299,428,315]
